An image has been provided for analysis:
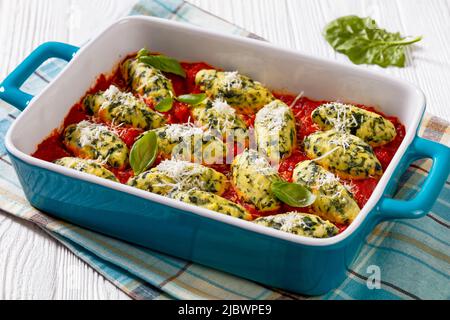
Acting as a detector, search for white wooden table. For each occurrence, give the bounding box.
[0,0,449,300]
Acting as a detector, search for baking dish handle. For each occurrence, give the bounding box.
[0,42,79,111]
[376,136,450,220]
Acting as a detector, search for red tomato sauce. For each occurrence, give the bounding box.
[32,130,70,162]
[31,58,405,224]
[274,93,405,210]
[31,61,218,177]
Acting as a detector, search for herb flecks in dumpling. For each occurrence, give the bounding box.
[231,149,281,212]
[293,160,360,224]
[172,189,252,220]
[190,98,248,142]
[55,157,118,182]
[312,102,396,146]
[255,99,296,163]
[254,212,338,238]
[63,121,129,169]
[121,57,174,105]
[195,69,274,113]
[152,123,226,164]
[83,85,166,130]
[127,159,228,196]
[304,129,382,179]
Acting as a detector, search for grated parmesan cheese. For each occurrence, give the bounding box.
[329,132,352,151]
[314,169,343,198]
[255,100,289,134]
[289,91,304,108]
[204,98,237,132]
[103,85,138,106]
[73,160,88,172]
[322,102,361,132]
[279,214,307,233]
[154,159,209,193]
[252,153,278,176]
[316,170,339,188]
[343,181,356,195]
[156,159,206,179]
[221,71,242,91]
[101,85,165,120]
[211,98,236,116]
[311,146,339,162]
[163,123,203,141]
[77,121,111,148]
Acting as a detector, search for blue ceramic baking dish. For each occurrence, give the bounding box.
[1,17,449,295]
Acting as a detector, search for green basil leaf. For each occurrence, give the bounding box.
[271,180,316,207]
[136,48,150,59]
[176,93,207,105]
[323,15,422,68]
[130,131,158,175]
[138,54,186,77]
[154,97,174,112]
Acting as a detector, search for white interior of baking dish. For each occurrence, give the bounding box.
[5,16,426,246]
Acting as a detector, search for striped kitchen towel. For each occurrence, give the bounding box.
[0,0,448,300]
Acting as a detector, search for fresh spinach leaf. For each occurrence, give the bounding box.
[136,48,150,59]
[271,180,316,207]
[176,93,207,105]
[154,96,174,112]
[323,15,422,68]
[130,131,158,175]
[138,52,186,77]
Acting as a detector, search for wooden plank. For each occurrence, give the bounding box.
[190,0,450,121]
[0,0,133,300]
[1,0,449,300]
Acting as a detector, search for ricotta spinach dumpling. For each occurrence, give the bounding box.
[293,161,360,224]
[152,124,226,164]
[83,85,166,130]
[63,121,129,169]
[54,157,118,182]
[190,98,248,142]
[195,70,274,113]
[254,100,296,162]
[172,189,252,221]
[304,129,382,179]
[254,212,338,238]
[231,149,281,212]
[311,102,396,147]
[121,57,174,104]
[127,159,228,196]
[126,170,176,196]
